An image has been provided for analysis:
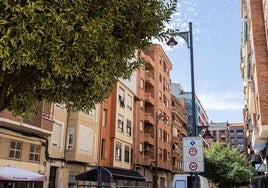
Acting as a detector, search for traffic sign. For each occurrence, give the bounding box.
[189,162,198,171]
[183,137,204,172]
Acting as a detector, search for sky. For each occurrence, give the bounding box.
[154,0,243,123]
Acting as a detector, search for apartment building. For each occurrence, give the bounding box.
[0,101,100,188]
[228,123,247,152]
[0,104,51,188]
[98,80,135,170]
[133,44,173,188]
[240,0,268,185]
[207,122,246,152]
[171,95,188,174]
[208,122,229,146]
[171,83,209,135]
[240,0,268,160]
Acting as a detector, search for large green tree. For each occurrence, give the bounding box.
[0,0,177,116]
[201,142,254,187]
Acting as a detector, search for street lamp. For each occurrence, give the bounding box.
[167,22,196,136]
[155,113,167,188]
[167,22,198,188]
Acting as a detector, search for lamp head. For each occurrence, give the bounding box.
[167,37,178,48]
[203,130,213,143]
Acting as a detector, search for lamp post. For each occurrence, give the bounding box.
[155,113,167,188]
[167,22,198,188]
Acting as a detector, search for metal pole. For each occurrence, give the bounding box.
[189,22,196,137]
[155,112,158,188]
[189,22,198,188]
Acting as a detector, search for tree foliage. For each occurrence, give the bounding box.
[201,142,254,187]
[0,0,177,116]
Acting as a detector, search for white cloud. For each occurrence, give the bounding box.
[197,90,243,111]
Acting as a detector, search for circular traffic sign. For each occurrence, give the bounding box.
[189,162,198,171]
[188,147,197,156]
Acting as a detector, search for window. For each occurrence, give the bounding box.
[117,114,124,132]
[126,94,133,111]
[159,73,162,83]
[78,126,93,155]
[230,130,234,136]
[126,119,132,136]
[55,103,66,110]
[159,91,162,101]
[29,145,40,162]
[159,148,162,159]
[9,141,22,160]
[115,142,122,160]
[163,131,167,141]
[119,86,125,108]
[140,100,144,109]
[66,127,75,149]
[139,143,143,152]
[164,149,167,161]
[102,109,107,127]
[124,145,130,163]
[88,108,95,117]
[163,95,167,107]
[237,137,244,142]
[237,130,244,136]
[52,121,63,150]
[159,56,162,65]
[159,129,162,139]
[140,79,144,89]
[139,121,143,131]
[101,139,106,159]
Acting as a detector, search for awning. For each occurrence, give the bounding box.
[0,165,46,182]
[76,166,146,182]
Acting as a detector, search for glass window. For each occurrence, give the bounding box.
[126,94,133,111]
[139,143,143,152]
[139,121,143,131]
[102,109,107,127]
[119,86,125,108]
[159,148,162,159]
[124,145,130,163]
[116,142,122,160]
[52,121,63,150]
[9,141,22,160]
[140,79,144,89]
[237,137,244,142]
[78,126,93,155]
[101,139,106,159]
[117,114,124,132]
[237,130,244,136]
[66,127,75,149]
[140,100,144,109]
[29,145,40,162]
[126,119,132,136]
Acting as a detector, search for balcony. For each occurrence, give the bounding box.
[145,71,155,88]
[145,93,154,106]
[173,136,180,144]
[144,54,155,70]
[144,113,154,125]
[144,133,154,145]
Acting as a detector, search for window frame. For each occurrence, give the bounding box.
[29,144,40,162]
[9,140,22,160]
